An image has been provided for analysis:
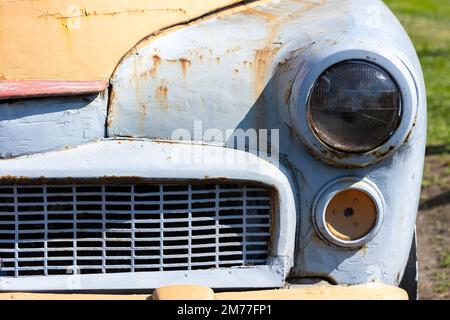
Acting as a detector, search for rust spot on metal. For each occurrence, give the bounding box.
[153,139,179,145]
[254,46,280,96]
[318,146,350,160]
[179,57,191,78]
[245,0,325,98]
[403,130,413,144]
[43,8,187,20]
[403,116,417,145]
[226,47,241,53]
[284,80,293,105]
[149,54,161,77]
[372,145,395,159]
[0,175,47,184]
[106,88,116,129]
[0,175,170,186]
[138,102,148,132]
[251,10,282,97]
[155,84,169,109]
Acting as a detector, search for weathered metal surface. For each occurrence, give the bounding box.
[0,80,108,100]
[108,0,337,141]
[0,140,296,291]
[0,93,107,158]
[0,0,247,80]
[107,0,426,287]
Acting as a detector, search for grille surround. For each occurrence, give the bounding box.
[0,180,273,278]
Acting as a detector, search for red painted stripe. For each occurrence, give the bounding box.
[0,80,109,100]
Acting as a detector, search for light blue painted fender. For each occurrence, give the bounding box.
[108,0,426,285]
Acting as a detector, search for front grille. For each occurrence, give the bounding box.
[0,181,273,277]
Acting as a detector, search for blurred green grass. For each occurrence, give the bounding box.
[384,0,450,149]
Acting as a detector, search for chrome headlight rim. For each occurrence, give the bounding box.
[290,48,418,167]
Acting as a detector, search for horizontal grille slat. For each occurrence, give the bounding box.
[0,181,273,277]
[0,242,268,252]
[0,215,270,225]
[5,199,270,207]
[1,207,270,215]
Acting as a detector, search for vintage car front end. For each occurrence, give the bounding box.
[0,0,426,300]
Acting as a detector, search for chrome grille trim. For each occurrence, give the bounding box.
[0,182,273,278]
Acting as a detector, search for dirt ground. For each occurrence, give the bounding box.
[417,153,450,299]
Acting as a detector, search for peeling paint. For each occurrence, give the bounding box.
[0,0,248,80]
[40,7,189,20]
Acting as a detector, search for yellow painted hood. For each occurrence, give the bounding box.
[0,0,246,81]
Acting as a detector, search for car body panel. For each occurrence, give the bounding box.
[0,0,245,80]
[0,92,107,158]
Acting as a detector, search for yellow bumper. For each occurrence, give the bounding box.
[0,283,408,300]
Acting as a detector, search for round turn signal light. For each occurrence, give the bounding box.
[313,178,384,248]
[325,190,377,241]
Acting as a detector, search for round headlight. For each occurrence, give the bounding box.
[307,60,401,153]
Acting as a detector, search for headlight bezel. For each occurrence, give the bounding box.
[312,177,385,248]
[289,48,418,167]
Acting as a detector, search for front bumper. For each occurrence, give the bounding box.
[0,283,408,300]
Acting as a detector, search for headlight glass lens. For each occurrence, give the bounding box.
[307,60,401,153]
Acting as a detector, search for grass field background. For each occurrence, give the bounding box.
[384,0,450,299]
[384,0,450,150]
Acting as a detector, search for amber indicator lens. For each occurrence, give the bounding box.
[325,189,377,241]
[308,60,401,153]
